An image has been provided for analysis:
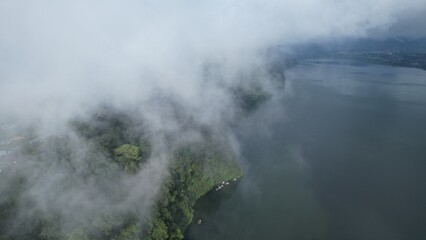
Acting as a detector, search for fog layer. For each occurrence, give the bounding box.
[0,0,425,237]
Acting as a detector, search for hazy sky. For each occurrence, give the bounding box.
[1,0,425,132]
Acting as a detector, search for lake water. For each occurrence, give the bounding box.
[186,59,426,240]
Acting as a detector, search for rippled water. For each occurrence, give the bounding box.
[186,59,426,240]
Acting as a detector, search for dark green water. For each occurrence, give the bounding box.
[186,59,426,240]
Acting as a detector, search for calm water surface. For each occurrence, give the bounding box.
[186,59,426,240]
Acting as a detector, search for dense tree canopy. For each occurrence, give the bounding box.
[114,144,142,173]
[0,111,244,240]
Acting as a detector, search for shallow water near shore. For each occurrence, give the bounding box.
[185,59,426,240]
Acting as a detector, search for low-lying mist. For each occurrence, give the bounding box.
[0,0,425,238]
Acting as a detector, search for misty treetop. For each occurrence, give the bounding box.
[0,61,283,239]
[114,144,143,173]
[0,31,281,239]
[0,109,243,240]
[0,72,278,239]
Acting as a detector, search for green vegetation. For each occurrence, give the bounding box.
[146,144,242,239]
[113,224,141,240]
[114,144,143,173]
[0,70,277,239]
[0,112,242,240]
